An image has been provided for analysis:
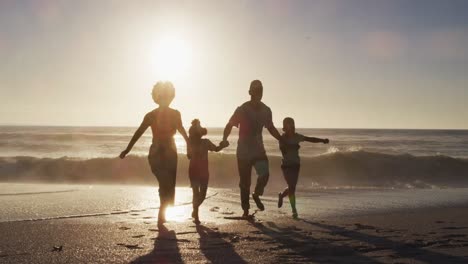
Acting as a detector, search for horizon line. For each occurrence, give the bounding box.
[1,124,468,131]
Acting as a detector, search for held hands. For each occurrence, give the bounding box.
[187,144,192,160]
[220,140,230,149]
[119,149,130,159]
[323,138,330,144]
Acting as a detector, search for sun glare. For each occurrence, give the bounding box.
[165,205,190,222]
[151,35,192,82]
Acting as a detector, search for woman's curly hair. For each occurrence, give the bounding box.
[152,81,175,106]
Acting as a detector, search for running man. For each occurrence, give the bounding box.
[221,80,282,217]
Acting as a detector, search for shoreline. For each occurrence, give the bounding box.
[1,204,468,263]
[3,184,468,223]
[1,184,468,263]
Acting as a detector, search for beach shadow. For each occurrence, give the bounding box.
[249,220,383,263]
[196,224,247,264]
[130,224,184,264]
[302,220,468,264]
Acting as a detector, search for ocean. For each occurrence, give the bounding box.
[2,126,468,158]
[1,126,468,188]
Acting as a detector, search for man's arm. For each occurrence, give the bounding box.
[266,125,282,141]
[265,108,282,141]
[222,122,233,144]
[120,116,150,158]
[303,136,329,144]
[223,107,241,145]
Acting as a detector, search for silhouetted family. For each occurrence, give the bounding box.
[120,80,329,225]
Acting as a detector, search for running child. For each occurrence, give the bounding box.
[188,119,229,223]
[278,117,329,218]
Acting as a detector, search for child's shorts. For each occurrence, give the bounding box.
[281,164,300,188]
[189,175,209,188]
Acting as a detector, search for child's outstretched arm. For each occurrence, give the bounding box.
[304,136,329,144]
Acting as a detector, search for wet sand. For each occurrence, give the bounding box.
[1,185,468,263]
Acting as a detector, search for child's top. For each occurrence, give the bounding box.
[189,139,217,178]
[279,133,305,166]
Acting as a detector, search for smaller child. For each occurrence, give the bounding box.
[278,117,329,219]
[188,119,228,223]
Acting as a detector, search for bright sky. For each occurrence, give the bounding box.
[1,0,468,129]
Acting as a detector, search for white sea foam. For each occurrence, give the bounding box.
[1,126,468,188]
[1,151,467,188]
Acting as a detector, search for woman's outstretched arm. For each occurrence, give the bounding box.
[120,115,150,159]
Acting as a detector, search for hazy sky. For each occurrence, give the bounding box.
[1,0,468,129]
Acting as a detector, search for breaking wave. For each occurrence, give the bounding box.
[1,151,467,188]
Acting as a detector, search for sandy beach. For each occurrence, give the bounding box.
[1,184,468,263]
[3,0,468,263]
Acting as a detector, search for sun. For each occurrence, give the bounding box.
[151,35,192,82]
